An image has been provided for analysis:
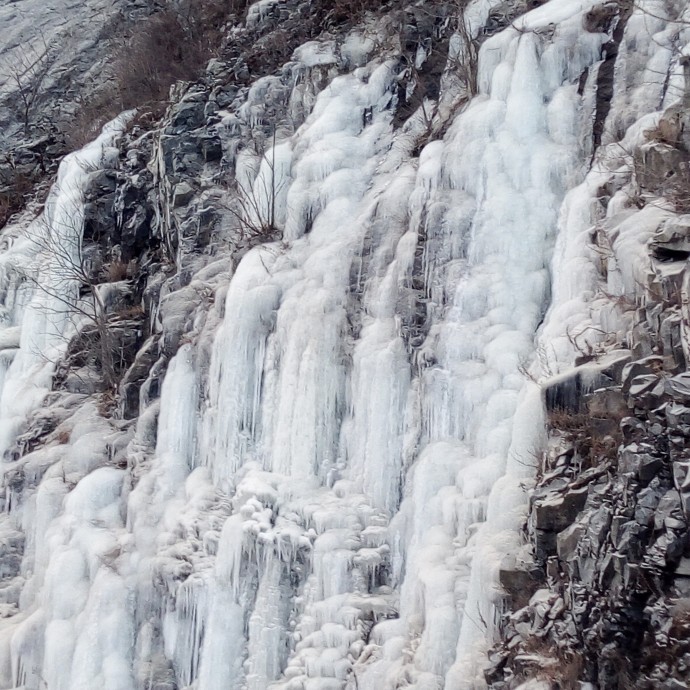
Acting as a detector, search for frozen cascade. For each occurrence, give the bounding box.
[192,1,608,687]
[0,0,685,689]
[0,116,132,689]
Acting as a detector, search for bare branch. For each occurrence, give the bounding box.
[1,33,57,134]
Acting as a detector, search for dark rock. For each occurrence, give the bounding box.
[616,520,645,560]
[628,373,667,410]
[200,135,223,162]
[629,374,661,398]
[169,101,206,133]
[484,650,509,685]
[676,558,690,577]
[172,182,195,208]
[635,482,665,525]
[83,179,118,246]
[632,320,655,358]
[610,514,627,547]
[482,0,547,36]
[120,337,161,420]
[621,356,663,394]
[179,207,218,248]
[534,528,558,561]
[651,216,690,260]
[634,141,689,197]
[652,261,686,304]
[672,461,690,514]
[140,356,168,414]
[587,386,628,417]
[619,443,663,483]
[660,311,686,371]
[646,531,686,569]
[62,367,106,395]
[160,135,205,179]
[601,349,634,382]
[499,555,546,609]
[667,372,690,403]
[533,486,589,533]
[84,169,118,199]
[583,2,619,33]
[655,491,684,531]
[557,520,586,562]
[588,504,613,545]
[665,517,686,530]
[621,415,646,442]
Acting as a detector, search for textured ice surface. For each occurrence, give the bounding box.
[0,0,685,689]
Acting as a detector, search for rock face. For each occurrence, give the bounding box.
[489,20,690,682]
[2,1,690,690]
[0,0,126,138]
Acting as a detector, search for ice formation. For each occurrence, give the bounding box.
[0,0,686,688]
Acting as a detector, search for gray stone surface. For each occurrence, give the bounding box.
[0,0,126,143]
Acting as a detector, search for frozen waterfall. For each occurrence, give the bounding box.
[0,0,681,688]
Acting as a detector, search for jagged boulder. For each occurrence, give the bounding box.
[499,552,546,609]
[634,140,690,199]
[619,443,663,483]
[172,181,195,207]
[650,216,690,261]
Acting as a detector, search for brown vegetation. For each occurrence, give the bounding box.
[54,429,71,445]
[104,259,129,283]
[66,0,246,147]
[0,169,36,228]
[547,404,624,472]
[515,638,585,689]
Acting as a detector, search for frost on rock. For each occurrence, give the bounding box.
[0,0,685,689]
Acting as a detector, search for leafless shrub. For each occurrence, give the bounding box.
[112,304,145,321]
[221,135,286,242]
[18,191,129,392]
[518,343,559,385]
[1,34,57,134]
[512,446,545,473]
[644,123,679,148]
[547,408,592,434]
[451,13,479,97]
[662,160,690,213]
[320,0,396,28]
[65,0,237,146]
[0,169,37,229]
[600,289,638,312]
[564,323,616,363]
[547,405,622,469]
[97,388,118,417]
[513,638,585,688]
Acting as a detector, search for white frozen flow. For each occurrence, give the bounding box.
[0,0,684,689]
[0,116,132,690]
